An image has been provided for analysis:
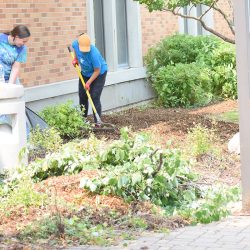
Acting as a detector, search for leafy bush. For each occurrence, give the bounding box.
[204,44,237,99]
[144,34,220,78]
[28,127,63,160]
[144,34,237,107]
[153,63,213,107]
[40,100,90,139]
[203,43,236,68]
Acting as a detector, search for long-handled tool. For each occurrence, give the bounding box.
[68,46,115,131]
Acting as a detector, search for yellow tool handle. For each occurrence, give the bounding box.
[68,46,101,123]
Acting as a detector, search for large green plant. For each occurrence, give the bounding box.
[144,34,220,78]
[40,100,90,139]
[153,62,213,107]
[206,44,237,99]
[144,35,237,106]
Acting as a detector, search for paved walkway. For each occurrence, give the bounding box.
[65,215,250,250]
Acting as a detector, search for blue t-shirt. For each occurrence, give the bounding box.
[72,40,107,78]
[0,33,27,81]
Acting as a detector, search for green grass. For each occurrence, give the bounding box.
[212,110,239,123]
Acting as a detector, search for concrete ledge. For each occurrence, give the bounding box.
[24,67,153,113]
[0,84,24,99]
[24,67,147,103]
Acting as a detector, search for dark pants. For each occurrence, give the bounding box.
[79,71,107,123]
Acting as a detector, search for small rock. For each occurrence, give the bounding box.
[228,132,240,154]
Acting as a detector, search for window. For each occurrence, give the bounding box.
[179,4,213,36]
[89,0,142,72]
[93,0,105,58]
[115,0,128,67]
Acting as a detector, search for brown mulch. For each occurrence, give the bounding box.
[97,100,239,142]
[0,100,241,248]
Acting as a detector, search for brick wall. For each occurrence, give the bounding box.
[0,0,87,87]
[213,0,234,42]
[1,1,234,88]
[140,5,178,56]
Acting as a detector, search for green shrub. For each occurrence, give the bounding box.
[211,65,237,99]
[40,100,90,138]
[203,43,236,68]
[153,63,213,107]
[204,43,237,99]
[144,34,237,106]
[28,127,63,160]
[144,34,220,78]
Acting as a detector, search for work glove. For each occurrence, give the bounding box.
[85,82,91,91]
[72,58,79,67]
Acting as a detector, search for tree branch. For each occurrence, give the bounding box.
[213,4,235,35]
[199,0,217,19]
[163,8,235,44]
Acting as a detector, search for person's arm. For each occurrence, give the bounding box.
[85,68,100,90]
[8,61,21,84]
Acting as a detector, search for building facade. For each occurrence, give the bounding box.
[0,0,233,112]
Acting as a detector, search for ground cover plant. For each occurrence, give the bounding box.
[0,99,241,249]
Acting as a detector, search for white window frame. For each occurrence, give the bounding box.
[179,4,214,36]
[87,0,143,72]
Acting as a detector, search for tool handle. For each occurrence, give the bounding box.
[67,46,102,124]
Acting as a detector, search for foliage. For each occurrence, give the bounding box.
[40,100,90,139]
[19,205,150,246]
[0,177,47,215]
[153,62,213,107]
[178,185,240,224]
[20,215,115,246]
[78,128,239,224]
[204,44,237,99]
[81,128,199,206]
[144,34,237,107]
[28,127,63,160]
[5,127,240,228]
[144,34,220,75]
[186,124,218,157]
[16,135,104,182]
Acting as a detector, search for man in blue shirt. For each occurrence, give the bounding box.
[72,33,108,125]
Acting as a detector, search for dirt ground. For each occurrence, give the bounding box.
[97,100,239,141]
[0,100,241,249]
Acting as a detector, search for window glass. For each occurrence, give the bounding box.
[116,0,128,67]
[196,4,203,35]
[183,6,188,34]
[93,0,106,58]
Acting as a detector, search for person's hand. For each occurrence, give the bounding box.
[85,82,91,91]
[72,58,78,67]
